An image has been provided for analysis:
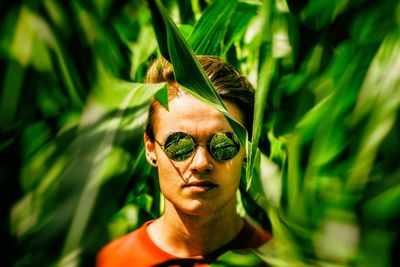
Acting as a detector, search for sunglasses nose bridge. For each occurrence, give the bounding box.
[196,143,208,147]
[194,142,214,158]
[192,143,210,156]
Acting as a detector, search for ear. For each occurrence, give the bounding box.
[144,133,158,167]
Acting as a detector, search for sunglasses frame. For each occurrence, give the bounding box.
[154,131,241,162]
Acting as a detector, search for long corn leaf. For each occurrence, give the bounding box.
[187,0,238,55]
[147,0,247,147]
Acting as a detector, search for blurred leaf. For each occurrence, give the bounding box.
[188,0,238,55]
[248,0,279,187]
[60,79,167,257]
[300,0,348,30]
[43,0,71,37]
[107,204,139,240]
[348,30,400,191]
[20,122,52,162]
[128,24,157,79]
[212,249,265,267]
[0,61,25,126]
[222,2,259,56]
[363,176,400,222]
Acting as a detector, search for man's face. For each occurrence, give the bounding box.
[145,93,246,216]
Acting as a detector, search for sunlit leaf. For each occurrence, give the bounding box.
[222,1,259,56]
[188,0,238,55]
[147,0,247,147]
[212,249,265,267]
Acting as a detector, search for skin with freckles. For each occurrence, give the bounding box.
[144,93,246,257]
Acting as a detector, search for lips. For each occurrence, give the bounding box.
[185,181,217,187]
[183,181,218,191]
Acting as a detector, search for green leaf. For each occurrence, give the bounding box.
[58,81,166,257]
[154,84,169,110]
[212,249,265,267]
[222,2,259,56]
[188,0,238,55]
[247,0,278,188]
[147,0,247,147]
[300,0,342,30]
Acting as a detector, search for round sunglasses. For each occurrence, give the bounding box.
[155,131,241,161]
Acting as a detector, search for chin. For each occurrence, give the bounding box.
[179,200,218,216]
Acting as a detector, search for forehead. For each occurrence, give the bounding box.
[153,93,244,138]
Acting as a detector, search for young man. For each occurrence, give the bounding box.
[97,56,272,266]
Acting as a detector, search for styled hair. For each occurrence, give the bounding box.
[145,56,255,141]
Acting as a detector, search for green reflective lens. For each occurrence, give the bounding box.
[208,132,240,161]
[159,131,240,162]
[163,132,195,161]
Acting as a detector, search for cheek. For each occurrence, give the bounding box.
[232,152,246,180]
[156,154,186,191]
[231,150,245,171]
[231,165,243,186]
[220,158,243,186]
[157,167,175,197]
[157,160,174,181]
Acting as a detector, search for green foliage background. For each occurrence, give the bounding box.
[1,0,399,266]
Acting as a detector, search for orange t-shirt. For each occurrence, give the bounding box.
[97,220,271,267]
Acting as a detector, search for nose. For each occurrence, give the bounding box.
[189,146,214,174]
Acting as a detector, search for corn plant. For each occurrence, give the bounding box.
[1,0,399,266]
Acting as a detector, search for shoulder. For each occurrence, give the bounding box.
[206,220,272,259]
[236,220,272,249]
[99,231,137,254]
[96,225,143,266]
[96,220,171,267]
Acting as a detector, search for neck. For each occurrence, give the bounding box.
[148,199,243,257]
